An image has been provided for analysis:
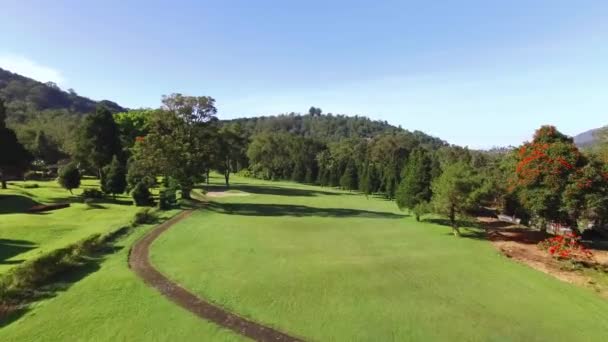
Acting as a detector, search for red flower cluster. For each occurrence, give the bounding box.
[538,233,593,261]
[135,136,146,143]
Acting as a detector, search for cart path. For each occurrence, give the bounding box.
[128,209,304,342]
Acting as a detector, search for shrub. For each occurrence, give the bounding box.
[158,187,177,210]
[132,208,157,226]
[101,156,127,198]
[82,188,104,199]
[58,163,81,194]
[132,182,154,206]
[538,233,594,261]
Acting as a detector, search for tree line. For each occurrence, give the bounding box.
[2,92,608,235]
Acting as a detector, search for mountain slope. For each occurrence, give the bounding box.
[0,67,126,120]
[226,113,446,147]
[574,126,606,147]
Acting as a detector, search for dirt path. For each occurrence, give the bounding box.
[128,209,304,342]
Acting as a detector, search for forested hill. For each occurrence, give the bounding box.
[0,67,126,121]
[225,113,446,146]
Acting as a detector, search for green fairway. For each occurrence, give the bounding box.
[149,175,608,341]
[0,179,140,274]
[0,210,243,341]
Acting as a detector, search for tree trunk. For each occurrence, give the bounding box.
[224,172,230,187]
[450,204,460,237]
[1,178,6,189]
[206,170,210,185]
[415,214,420,222]
[182,188,192,199]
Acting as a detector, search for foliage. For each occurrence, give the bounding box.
[158,187,178,210]
[161,93,217,124]
[131,182,154,207]
[0,98,33,188]
[431,162,483,236]
[396,147,433,215]
[81,188,104,199]
[131,108,212,199]
[76,106,123,176]
[213,123,248,186]
[101,155,127,198]
[113,109,154,148]
[57,162,80,193]
[537,233,594,261]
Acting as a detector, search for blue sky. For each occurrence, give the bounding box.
[1,0,608,148]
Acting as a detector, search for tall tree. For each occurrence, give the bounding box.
[33,130,65,165]
[132,109,211,199]
[77,106,123,177]
[0,99,32,188]
[215,124,247,186]
[431,162,482,236]
[396,147,433,221]
[512,126,585,230]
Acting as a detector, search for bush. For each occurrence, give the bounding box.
[23,171,42,181]
[57,163,81,194]
[236,169,252,178]
[132,182,154,206]
[132,208,157,226]
[82,188,104,199]
[538,233,594,261]
[158,187,177,210]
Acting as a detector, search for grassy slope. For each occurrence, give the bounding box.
[0,179,140,274]
[151,175,608,341]
[0,209,243,341]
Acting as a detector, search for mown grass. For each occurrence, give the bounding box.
[150,175,608,341]
[0,209,243,341]
[0,179,141,274]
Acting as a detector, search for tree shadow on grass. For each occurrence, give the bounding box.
[206,201,408,219]
[202,184,345,197]
[0,195,40,214]
[0,239,37,265]
[423,218,488,240]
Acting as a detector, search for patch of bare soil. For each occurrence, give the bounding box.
[479,217,608,298]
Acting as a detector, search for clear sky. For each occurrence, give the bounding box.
[1,0,608,148]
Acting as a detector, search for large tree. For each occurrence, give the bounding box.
[0,99,32,188]
[396,147,433,221]
[77,106,123,177]
[512,126,585,229]
[132,108,212,199]
[431,162,483,236]
[161,93,217,124]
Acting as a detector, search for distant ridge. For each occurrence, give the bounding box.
[573,126,606,147]
[0,67,126,118]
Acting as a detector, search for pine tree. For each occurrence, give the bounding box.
[77,106,123,177]
[395,148,433,220]
[58,163,81,194]
[340,159,358,190]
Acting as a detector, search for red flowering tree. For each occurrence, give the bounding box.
[512,126,585,230]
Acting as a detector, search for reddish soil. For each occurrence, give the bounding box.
[129,209,304,342]
[479,217,608,297]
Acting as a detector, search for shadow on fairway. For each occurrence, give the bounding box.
[207,201,408,219]
[202,183,345,197]
[0,239,37,265]
[0,195,40,214]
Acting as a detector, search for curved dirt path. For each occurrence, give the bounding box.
[129,209,304,342]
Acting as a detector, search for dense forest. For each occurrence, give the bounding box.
[1,68,608,237]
